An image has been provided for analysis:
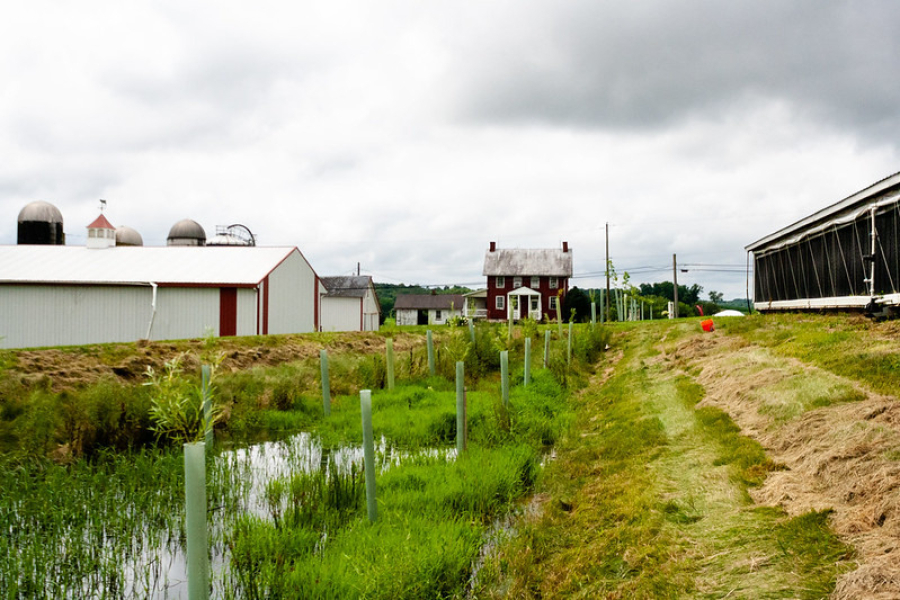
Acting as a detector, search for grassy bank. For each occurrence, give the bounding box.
[473,320,854,599]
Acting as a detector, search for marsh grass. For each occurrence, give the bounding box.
[0,449,185,599]
[0,321,614,599]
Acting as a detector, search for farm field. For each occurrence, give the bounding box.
[1,315,899,598]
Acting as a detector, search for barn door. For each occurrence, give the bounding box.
[220,287,238,336]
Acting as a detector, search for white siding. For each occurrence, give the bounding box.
[150,287,219,341]
[0,285,150,349]
[396,308,418,326]
[321,296,362,332]
[362,287,380,331]
[266,250,317,334]
[237,288,258,336]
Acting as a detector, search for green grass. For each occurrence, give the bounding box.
[472,321,854,599]
[729,313,900,397]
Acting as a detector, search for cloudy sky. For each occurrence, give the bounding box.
[2,1,899,300]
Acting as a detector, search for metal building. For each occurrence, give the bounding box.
[320,276,381,331]
[0,246,322,349]
[746,171,900,313]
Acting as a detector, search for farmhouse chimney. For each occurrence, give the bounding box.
[562,241,569,253]
[489,241,496,252]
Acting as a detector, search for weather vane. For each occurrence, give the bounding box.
[99,199,107,212]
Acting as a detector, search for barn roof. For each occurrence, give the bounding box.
[0,245,306,287]
[321,275,372,298]
[746,170,900,253]
[394,294,465,310]
[483,247,573,277]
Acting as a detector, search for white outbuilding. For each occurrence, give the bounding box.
[0,245,323,349]
[320,276,381,332]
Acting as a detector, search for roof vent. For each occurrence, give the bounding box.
[86,214,116,249]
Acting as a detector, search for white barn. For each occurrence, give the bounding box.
[0,245,322,349]
[320,276,381,332]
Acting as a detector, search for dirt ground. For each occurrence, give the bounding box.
[2,332,423,391]
[666,332,900,600]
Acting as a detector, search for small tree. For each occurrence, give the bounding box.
[144,354,222,444]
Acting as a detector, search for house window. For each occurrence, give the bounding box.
[531,276,540,289]
[435,310,442,320]
[549,296,558,311]
[495,296,505,310]
[549,277,559,289]
[530,296,539,311]
[496,276,505,288]
[513,276,522,289]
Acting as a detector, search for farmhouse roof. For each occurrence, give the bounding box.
[746,170,900,253]
[321,275,372,298]
[483,247,573,277]
[0,245,309,287]
[394,294,465,311]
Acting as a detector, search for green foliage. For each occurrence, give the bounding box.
[562,286,592,323]
[143,354,221,444]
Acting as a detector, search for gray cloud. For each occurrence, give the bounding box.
[456,1,900,139]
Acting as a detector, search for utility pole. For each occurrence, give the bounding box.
[672,253,679,318]
[605,222,611,323]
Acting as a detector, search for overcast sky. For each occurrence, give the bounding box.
[2,1,899,300]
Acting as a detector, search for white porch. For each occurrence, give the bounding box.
[507,286,542,321]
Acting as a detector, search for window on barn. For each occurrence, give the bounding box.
[435,310,442,320]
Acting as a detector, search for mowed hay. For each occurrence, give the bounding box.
[5,331,420,391]
[669,333,900,599]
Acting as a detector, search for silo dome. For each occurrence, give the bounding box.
[115,225,144,247]
[167,219,206,246]
[17,201,65,245]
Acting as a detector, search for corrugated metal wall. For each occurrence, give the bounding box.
[152,288,219,340]
[265,250,317,334]
[0,285,150,348]
[321,296,361,332]
[363,289,380,330]
[237,288,258,335]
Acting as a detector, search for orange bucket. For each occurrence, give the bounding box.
[701,319,715,332]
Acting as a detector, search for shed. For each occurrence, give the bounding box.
[746,171,900,313]
[320,275,381,331]
[394,294,465,326]
[0,245,321,348]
